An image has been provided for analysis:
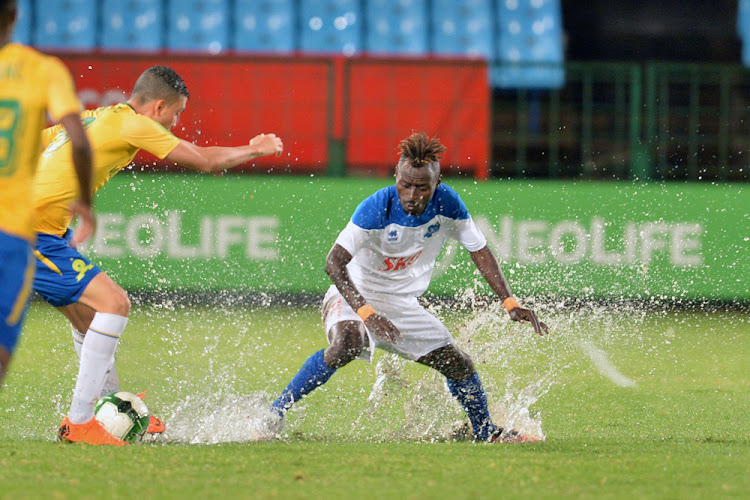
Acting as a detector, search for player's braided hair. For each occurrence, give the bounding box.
[398,132,446,168]
[131,65,190,103]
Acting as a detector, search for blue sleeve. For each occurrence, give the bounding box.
[350,188,389,229]
[436,185,470,220]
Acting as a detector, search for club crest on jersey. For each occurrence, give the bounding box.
[424,221,441,238]
[378,250,423,271]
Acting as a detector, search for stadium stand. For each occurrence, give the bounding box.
[165,0,229,53]
[429,0,494,59]
[299,0,362,55]
[364,0,428,55]
[101,0,163,51]
[21,0,567,88]
[234,0,295,53]
[494,0,564,88]
[33,0,97,50]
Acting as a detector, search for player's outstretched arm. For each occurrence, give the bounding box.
[325,244,401,343]
[59,113,95,247]
[165,133,283,173]
[469,246,549,335]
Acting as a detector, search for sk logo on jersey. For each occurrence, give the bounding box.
[377,251,423,271]
[424,221,440,238]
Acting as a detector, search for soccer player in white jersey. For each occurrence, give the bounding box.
[271,132,548,442]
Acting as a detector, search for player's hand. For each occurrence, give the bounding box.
[364,313,402,344]
[69,200,96,248]
[508,307,549,335]
[249,133,284,158]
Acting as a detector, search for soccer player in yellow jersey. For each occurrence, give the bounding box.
[0,0,93,387]
[33,65,283,446]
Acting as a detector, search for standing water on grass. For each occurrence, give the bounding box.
[154,293,663,445]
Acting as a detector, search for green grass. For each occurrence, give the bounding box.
[1,301,748,499]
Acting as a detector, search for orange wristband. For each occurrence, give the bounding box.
[356,304,376,322]
[503,296,520,312]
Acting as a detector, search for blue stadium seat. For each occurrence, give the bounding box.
[364,0,427,55]
[300,0,362,56]
[234,0,294,53]
[494,0,564,88]
[101,0,163,51]
[430,0,494,59]
[12,0,32,44]
[33,0,97,50]
[738,0,750,65]
[739,0,750,38]
[166,0,229,53]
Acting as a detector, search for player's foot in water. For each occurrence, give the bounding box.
[137,391,166,434]
[58,416,127,446]
[488,428,541,444]
[261,403,288,438]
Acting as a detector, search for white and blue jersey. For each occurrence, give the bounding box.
[335,184,487,297]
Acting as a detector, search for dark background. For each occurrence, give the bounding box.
[562,0,740,61]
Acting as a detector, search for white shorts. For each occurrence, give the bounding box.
[321,285,455,363]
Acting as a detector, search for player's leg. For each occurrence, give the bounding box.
[271,320,364,416]
[324,320,366,368]
[59,299,165,434]
[271,287,369,417]
[374,294,501,442]
[0,234,35,387]
[58,302,120,397]
[417,345,498,441]
[33,232,128,444]
[56,272,130,445]
[418,344,534,443]
[66,272,130,423]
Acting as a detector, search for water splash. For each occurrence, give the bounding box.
[4,295,674,444]
[578,338,636,387]
[160,392,280,444]
[149,296,661,445]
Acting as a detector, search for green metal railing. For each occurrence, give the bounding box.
[491,62,750,181]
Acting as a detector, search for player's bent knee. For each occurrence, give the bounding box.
[108,289,131,316]
[419,345,476,381]
[82,274,132,316]
[446,350,475,381]
[325,321,365,368]
[97,287,130,317]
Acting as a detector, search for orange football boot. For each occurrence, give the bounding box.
[58,416,127,446]
[489,429,542,444]
[137,391,166,434]
[147,415,166,434]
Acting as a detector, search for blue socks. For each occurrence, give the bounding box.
[447,372,497,441]
[271,352,496,441]
[272,349,336,416]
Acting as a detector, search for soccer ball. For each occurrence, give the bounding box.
[94,392,150,443]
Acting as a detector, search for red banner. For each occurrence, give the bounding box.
[347,58,489,179]
[58,53,488,178]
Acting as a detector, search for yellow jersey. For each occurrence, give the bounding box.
[33,102,180,235]
[0,43,81,241]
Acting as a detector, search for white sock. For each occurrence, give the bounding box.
[68,313,128,424]
[71,326,120,397]
[71,327,84,357]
